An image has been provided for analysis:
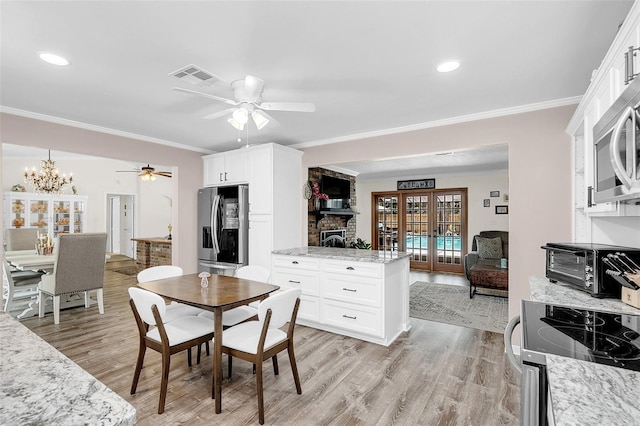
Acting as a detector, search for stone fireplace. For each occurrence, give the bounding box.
[307,167,356,246]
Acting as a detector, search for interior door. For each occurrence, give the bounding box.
[433,190,466,273]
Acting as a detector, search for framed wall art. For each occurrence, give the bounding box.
[495,205,508,214]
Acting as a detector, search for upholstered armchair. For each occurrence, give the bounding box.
[38,233,108,324]
[463,230,509,281]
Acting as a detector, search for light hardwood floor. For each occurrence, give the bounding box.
[19,270,520,425]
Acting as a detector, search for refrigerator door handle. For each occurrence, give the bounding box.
[212,194,220,254]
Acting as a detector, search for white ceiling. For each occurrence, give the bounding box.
[0,1,633,177]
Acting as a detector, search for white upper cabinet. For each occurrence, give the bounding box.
[203,149,248,186]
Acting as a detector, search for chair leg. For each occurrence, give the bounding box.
[187,347,192,367]
[96,289,104,314]
[256,359,265,425]
[196,344,201,365]
[130,343,146,394]
[206,341,210,356]
[227,354,232,380]
[272,355,279,375]
[288,342,302,394]
[158,350,171,414]
[84,290,91,308]
[38,291,45,318]
[53,295,60,325]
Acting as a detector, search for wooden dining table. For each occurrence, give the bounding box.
[5,250,55,272]
[137,273,279,414]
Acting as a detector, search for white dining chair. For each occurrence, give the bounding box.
[137,265,209,365]
[218,287,302,425]
[128,287,215,414]
[2,258,43,314]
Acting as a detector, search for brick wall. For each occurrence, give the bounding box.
[135,241,172,272]
[307,168,356,246]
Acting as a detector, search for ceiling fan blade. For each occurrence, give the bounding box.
[116,170,141,173]
[244,75,264,102]
[154,172,172,178]
[173,87,239,106]
[258,102,315,112]
[203,108,236,120]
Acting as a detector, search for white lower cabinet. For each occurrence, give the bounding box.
[271,253,410,346]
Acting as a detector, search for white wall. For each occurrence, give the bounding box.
[355,170,509,250]
[2,154,172,238]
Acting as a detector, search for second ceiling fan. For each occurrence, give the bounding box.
[174,74,315,130]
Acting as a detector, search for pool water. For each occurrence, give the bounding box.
[406,235,461,251]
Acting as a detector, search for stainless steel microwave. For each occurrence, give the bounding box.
[593,76,640,203]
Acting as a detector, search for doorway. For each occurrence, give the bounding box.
[106,194,135,257]
[372,188,467,273]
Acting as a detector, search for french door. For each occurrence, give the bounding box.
[373,189,467,273]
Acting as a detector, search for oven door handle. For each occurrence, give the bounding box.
[504,315,522,375]
[540,245,586,256]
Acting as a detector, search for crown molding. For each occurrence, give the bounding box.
[0,106,214,154]
[291,96,581,149]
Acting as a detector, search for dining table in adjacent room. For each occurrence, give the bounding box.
[136,272,279,414]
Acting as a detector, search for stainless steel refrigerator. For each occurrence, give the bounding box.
[197,185,249,274]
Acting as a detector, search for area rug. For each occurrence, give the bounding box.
[409,282,508,333]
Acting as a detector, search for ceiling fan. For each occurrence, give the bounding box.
[173,74,315,130]
[117,164,172,181]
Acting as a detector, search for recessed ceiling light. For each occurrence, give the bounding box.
[437,61,460,73]
[38,52,70,66]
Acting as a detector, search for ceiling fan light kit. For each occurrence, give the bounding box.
[173,68,315,132]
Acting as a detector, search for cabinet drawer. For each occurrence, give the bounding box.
[321,300,382,337]
[272,269,320,296]
[323,260,382,278]
[322,274,382,307]
[272,255,320,271]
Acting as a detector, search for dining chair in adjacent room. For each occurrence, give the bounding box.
[2,258,43,314]
[5,228,39,251]
[137,265,209,365]
[218,288,302,425]
[128,287,215,414]
[38,233,108,324]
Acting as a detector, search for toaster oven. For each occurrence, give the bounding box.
[541,242,640,298]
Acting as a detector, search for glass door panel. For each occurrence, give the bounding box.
[434,192,464,272]
[404,194,430,270]
[374,194,399,251]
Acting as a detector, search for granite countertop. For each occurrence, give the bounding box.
[529,275,640,315]
[272,246,411,263]
[529,277,640,425]
[0,313,136,425]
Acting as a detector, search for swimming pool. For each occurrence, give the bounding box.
[405,235,461,251]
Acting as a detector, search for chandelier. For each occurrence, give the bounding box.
[24,150,73,194]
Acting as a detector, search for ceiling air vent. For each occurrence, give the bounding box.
[169,64,222,86]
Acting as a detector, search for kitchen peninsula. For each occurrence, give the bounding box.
[271,246,411,346]
[132,237,171,271]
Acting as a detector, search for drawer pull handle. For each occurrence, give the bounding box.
[292,261,299,264]
[342,314,357,320]
[342,287,357,292]
[288,280,301,284]
[346,266,355,270]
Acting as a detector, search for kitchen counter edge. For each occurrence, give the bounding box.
[272,246,411,263]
